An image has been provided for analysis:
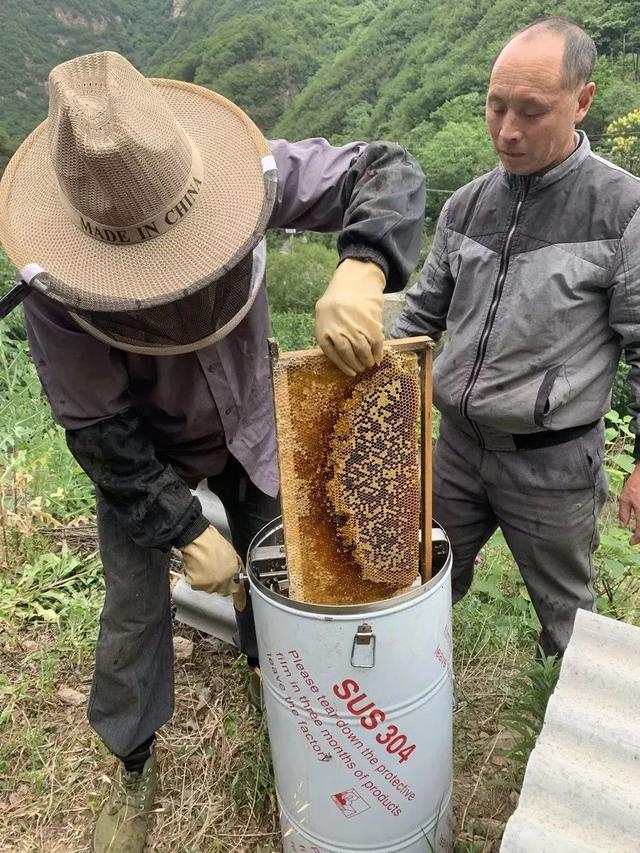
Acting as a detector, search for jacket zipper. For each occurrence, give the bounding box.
[459,176,530,445]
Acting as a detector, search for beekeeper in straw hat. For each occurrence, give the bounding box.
[0,51,425,852]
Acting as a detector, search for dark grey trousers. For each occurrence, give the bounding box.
[89,455,280,757]
[434,418,608,657]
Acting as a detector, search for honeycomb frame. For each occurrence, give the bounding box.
[269,336,433,605]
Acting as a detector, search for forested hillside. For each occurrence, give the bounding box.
[153,0,640,211]
[0,0,177,143]
[1,0,639,211]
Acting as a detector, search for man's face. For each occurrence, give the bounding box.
[486,31,594,175]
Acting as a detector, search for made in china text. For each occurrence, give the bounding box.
[79,177,203,244]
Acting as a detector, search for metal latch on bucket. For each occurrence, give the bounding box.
[351,623,376,668]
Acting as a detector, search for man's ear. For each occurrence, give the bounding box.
[576,81,596,124]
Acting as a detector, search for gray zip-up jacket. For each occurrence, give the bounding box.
[395,132,640,452]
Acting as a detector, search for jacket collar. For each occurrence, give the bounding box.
[501,130,591,193]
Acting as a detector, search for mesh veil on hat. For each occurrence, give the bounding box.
[0,51,277,354]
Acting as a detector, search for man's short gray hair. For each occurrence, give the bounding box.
[507,17,597,89]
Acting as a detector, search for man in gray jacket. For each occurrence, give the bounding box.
[395,17,640,658]
[0,52,425,852]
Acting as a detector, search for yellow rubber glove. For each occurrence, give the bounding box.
[180,526,242,596]
[315,259,386,377]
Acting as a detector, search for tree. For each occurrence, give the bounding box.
[0,125,15,175]
[583,56,640,137]
[414,117,497,218]
[266,239,337,314]
[606,108,640,173]
[582,3,628,50]
[425,92,487,130]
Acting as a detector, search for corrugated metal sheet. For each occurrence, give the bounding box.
[172,577,237,641]
[172,483,237,641]
[501,609,640,852]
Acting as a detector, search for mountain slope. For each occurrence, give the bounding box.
[150,0,640,148]
[273,0,640,142]
[0,0,638,195]
[152,0,387,134]
[0,0,177,142]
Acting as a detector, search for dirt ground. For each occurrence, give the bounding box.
[0,614,524,853]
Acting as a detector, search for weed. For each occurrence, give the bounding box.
[271,311,315,351]
[266,239,337,315]
[0,544,102,633]
[0,673,28,726]
[603,409,636,495]
[594,525,640,622]
[230,715,273,817]
[501,655,560,779]
[454,532,538,660]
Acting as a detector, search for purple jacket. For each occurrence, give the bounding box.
[24,138,426,550]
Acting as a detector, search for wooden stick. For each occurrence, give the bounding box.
[273,335,432,362]
[421,346,433,582]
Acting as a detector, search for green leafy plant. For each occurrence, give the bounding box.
[265,236,337,351]
[0,673,28,726]
[466,533,539,647]
[229,714,274,816]
[501,655,560,776]
[611,361,632,417]
[267,239,337,315]
[595,525,640,622]
[607,107,640,173]
[0,263,94,534]
[270,312,315,351]
[603,409,635,495]
[0,545,102,629]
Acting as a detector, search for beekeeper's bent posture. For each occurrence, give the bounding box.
[0,52,425,851]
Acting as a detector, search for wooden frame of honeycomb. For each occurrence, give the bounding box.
[269,336,433,606]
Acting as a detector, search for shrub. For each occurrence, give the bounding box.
[270,312,315,352]
[266,238,337,315]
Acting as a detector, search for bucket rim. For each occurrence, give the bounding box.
[246,516,452,617]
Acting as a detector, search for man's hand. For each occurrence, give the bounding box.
[180,526,242,595]
[619,464,640,545]
[315,259,385,376]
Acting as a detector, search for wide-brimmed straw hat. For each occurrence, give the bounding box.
[0,51,277,317]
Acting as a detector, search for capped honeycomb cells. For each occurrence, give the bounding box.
[326,355,420,587]
[272,348,421,605]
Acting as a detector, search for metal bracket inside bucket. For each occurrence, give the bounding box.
[351,623,376,668]
[238,544,289,593]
